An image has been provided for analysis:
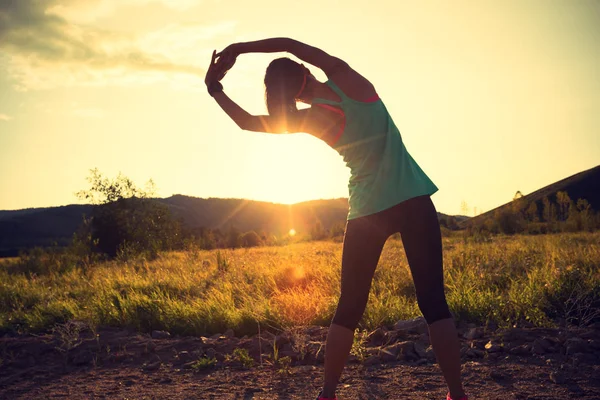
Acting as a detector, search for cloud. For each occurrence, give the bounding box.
[0,0,226,90]
[0,113,12,121]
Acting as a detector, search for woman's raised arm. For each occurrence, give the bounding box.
[217,37,348,77]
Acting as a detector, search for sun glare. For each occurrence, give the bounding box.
[289,229,296,236]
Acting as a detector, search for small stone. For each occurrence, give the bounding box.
[415,358,428,365]
[151,330,171,340]
[464,328,484,340]
[143,361,161,371]
[183,361,196,369]
[177,351,192,362]
[484,341,503,353]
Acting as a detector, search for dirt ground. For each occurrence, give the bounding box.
[1,324,599,400]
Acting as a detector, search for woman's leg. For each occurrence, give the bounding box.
[321,216,389,398]
[397,196,466,399]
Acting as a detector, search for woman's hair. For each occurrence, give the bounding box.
[264,57,306,117]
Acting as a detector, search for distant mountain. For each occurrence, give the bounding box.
[0,196,458,257]
[462,165,600,228]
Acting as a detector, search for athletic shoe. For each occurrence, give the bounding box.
[316,390,337,400]
[446,393,468,400]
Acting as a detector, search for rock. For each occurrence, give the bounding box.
[71,351,93,366]
[367,327,387,346]
[279,350,299,361]
[549,371,566,384]
[151,330,171,340]
[363,355,380,366]
[224,329,235,338]
[414,342,428,358]
[531,340,547,355]
[465,348,485,359]
[200,336,212,345]
[393,317,428,334]
[380,341,417,362]
[415,358,428,366]
[379,347,398,363]
[177,351,192,362]
[572,352,597,365]
[205,348,217,359]
[484,341,503,353]
[464,327,484,340]
[509,344,530,356]
[565,338,588,355]
[12,355,36,368]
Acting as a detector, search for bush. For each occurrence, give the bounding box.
[240,231,262,248]
[77,169,182,259]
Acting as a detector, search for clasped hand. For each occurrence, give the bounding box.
[204,44,239,88]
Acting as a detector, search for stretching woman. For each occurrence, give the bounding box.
[205,38,467,400]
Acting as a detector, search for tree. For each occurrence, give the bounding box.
[226,225,241,248]
[76,168,181,258]
[526,202,539,223]
[556,191,571,222]
[577,199,592,231]
[542,197,557,228]
[310,220,327,240]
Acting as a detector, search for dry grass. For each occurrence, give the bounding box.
[1,232,598,336]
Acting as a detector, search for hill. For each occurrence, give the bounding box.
[0,196,458,257]
[462,164,600,229]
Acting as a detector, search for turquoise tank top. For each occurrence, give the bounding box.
[311,80,438,220]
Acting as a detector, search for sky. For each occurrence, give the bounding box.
[0,0,598,216]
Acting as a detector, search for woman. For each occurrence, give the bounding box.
[205,38,467,400]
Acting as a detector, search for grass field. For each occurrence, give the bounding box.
[1,232,598,336]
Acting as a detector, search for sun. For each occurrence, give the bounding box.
[240,134,348,205]
[289,229,296,236]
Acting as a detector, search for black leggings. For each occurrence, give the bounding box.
[331,195,452,330]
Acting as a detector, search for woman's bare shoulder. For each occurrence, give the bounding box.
[328,65,377,101]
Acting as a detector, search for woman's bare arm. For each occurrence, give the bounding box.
[217,37,348,77]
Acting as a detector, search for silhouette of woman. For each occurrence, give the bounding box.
[205,38,467,400]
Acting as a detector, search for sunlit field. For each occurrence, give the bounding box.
[1,233,598,336]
